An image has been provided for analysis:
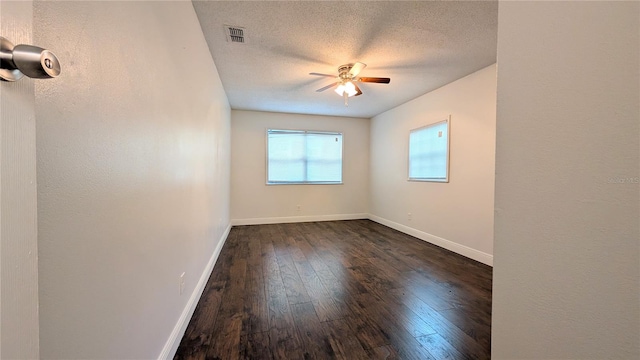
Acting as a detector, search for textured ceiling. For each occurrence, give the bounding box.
[192,0,498,118]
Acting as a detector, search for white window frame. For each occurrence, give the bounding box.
[408,117,450,183]
[266,129,344,185]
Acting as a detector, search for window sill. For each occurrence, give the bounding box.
[266,182,344,185]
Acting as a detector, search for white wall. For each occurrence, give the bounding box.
[0,1,40,358]
[34,2,230,359]
[492,2,639,359]
[369,65,496,265]
[231,110,369,224]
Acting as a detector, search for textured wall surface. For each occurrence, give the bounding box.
[231,110,369,223]
[369,65,496,265]
[34,2,230,358]
[0,1,40,358]
[492,2,639,358]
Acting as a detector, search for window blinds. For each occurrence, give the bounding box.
[409,120,449,181]
[267,129,343,184]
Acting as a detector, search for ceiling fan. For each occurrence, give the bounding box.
[309,62,390,106]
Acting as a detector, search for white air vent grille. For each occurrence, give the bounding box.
[225,25,246,43]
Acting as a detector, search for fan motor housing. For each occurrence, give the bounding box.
[338,63,354,80]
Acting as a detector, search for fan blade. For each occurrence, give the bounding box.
[354,83,363,96]
[309,72,336,78]
[349,62,366,77]
[316,82,338,92]
[359,77,391,84]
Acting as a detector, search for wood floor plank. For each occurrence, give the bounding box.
[204,313,242,360]
[173,281,225,359]
[204,257,247,359]
[365,344,400,360]
[321,318,369,360]
[290,302,337,359]
[271,230,312,305]
[353,291,436,340]
[438,308,492,353]
[239,331,271,359]
[341,301,391,350]
[389,288,490,359]
[292,259,326,301]
[292,253,344,322]
[277,254,312,305]
[416,332,468,360]
[175,220,492,360]
[265,271,305,359]
[242,230,269,335]
[402,272,458,311]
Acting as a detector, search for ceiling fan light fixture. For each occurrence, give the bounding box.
[312,62,389,103]
[344,81,357,96]
[335,81,357,97]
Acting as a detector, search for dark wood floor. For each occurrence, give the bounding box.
[174,220,492,360]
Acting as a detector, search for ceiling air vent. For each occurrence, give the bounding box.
[224,25,246,43]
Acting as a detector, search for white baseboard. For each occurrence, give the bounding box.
[367,214,493,266]
[158,223,232,360]
[231,213,368,226]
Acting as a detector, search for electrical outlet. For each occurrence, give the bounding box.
[179,272,185,295]
[408,213,412,221]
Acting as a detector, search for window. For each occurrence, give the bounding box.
[267,129,343,184]
[408,118,450,182]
